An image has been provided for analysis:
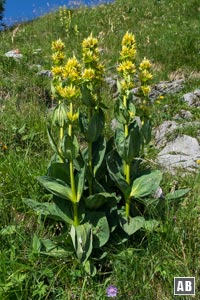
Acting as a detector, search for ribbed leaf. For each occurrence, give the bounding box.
[38,176,73,202]
[106,150,131,200]
[70,223,93,264]
[84,211,110,248]
[24,198,74,224]
[76,166,86,202]
[87,109,105,142]
[130,170,162,199]
[61,134,79,161]
[120,214,145,235]
[92,135,106,177]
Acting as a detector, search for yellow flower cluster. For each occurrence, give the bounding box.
[52,39,65,66]
[52,51,65,65]
[51,40,81,103]
[117,60,136,75]
[59,6,71,24]
[139,58,151,70]
[141,85,151,96]
[120,32,136,62]
[117,32,137,94]
[139,57,153,97]
[82,68,95,81]
[51,66,64,78]
[66,111,79,123]
[82,34,98,50]
[52,39,65,52]
[120,79,134,91]
[82,33,104,83]
[139,69,153,82]
[56,84,80,100]
[63,56,81,83]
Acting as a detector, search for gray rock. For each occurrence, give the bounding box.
[37,70,53,78]
[154,120,178,148]
[173,110,193,120]
[105,76,117,93]
[157,135,200,173]
[149,79,184,100]
[5,50,23,60]
[105,77,184,100]
[182,89,200,107]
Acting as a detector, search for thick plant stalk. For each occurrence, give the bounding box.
[68,102,79,226]
[125,197,131,218]
[88,107,93,195]
[123,95,131,185]
[123,95,131,217]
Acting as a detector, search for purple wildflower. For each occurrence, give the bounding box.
[106,285,118,298]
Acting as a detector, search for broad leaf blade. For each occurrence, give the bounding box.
[61,134,79,161]
[130,170,162,199]
[87,109,105,142]
[76,166,86,202]
[24,198,74,224]
[38,176,73,202]
[120,214,145,235]
[84,211,110,248]
[106,150,131,200]
[47,127,63,160]
[84,192,118,210]
[92,135,106,177]
[70,223,93,264]
[166,188,190,201]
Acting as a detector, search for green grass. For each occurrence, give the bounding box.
[0,0,200,299]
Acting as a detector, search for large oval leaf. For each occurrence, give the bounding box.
[61,134,79,161]
[38,176,73,202]
[75,166,86,202]
[87,108,105,142]
[106,150,131,200]
[92,135,106,177]
[84,192,117,210]
[70,223,93,264]
[23,198,74,224]
[119,214,145,235]
[130,170,162,199]
[84,211,110,248]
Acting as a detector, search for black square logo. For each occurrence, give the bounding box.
[174,277,195,295]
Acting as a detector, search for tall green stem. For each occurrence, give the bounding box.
[123,95,131,218]
[125,197,131,218]
[88,107,93,195]
[68,102,79,226]
[123,95,130,184]
[58,100,64,162]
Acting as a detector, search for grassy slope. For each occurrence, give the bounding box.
[0,0,200,299]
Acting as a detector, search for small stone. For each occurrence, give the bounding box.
[194,89,200,97]
[154,120,178,148]
[5,49,23,59]
[157,135,200,173]
[105,76,117,93]
[173,110,193,120]
[182,91,200,107]
[37,70,53,78]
